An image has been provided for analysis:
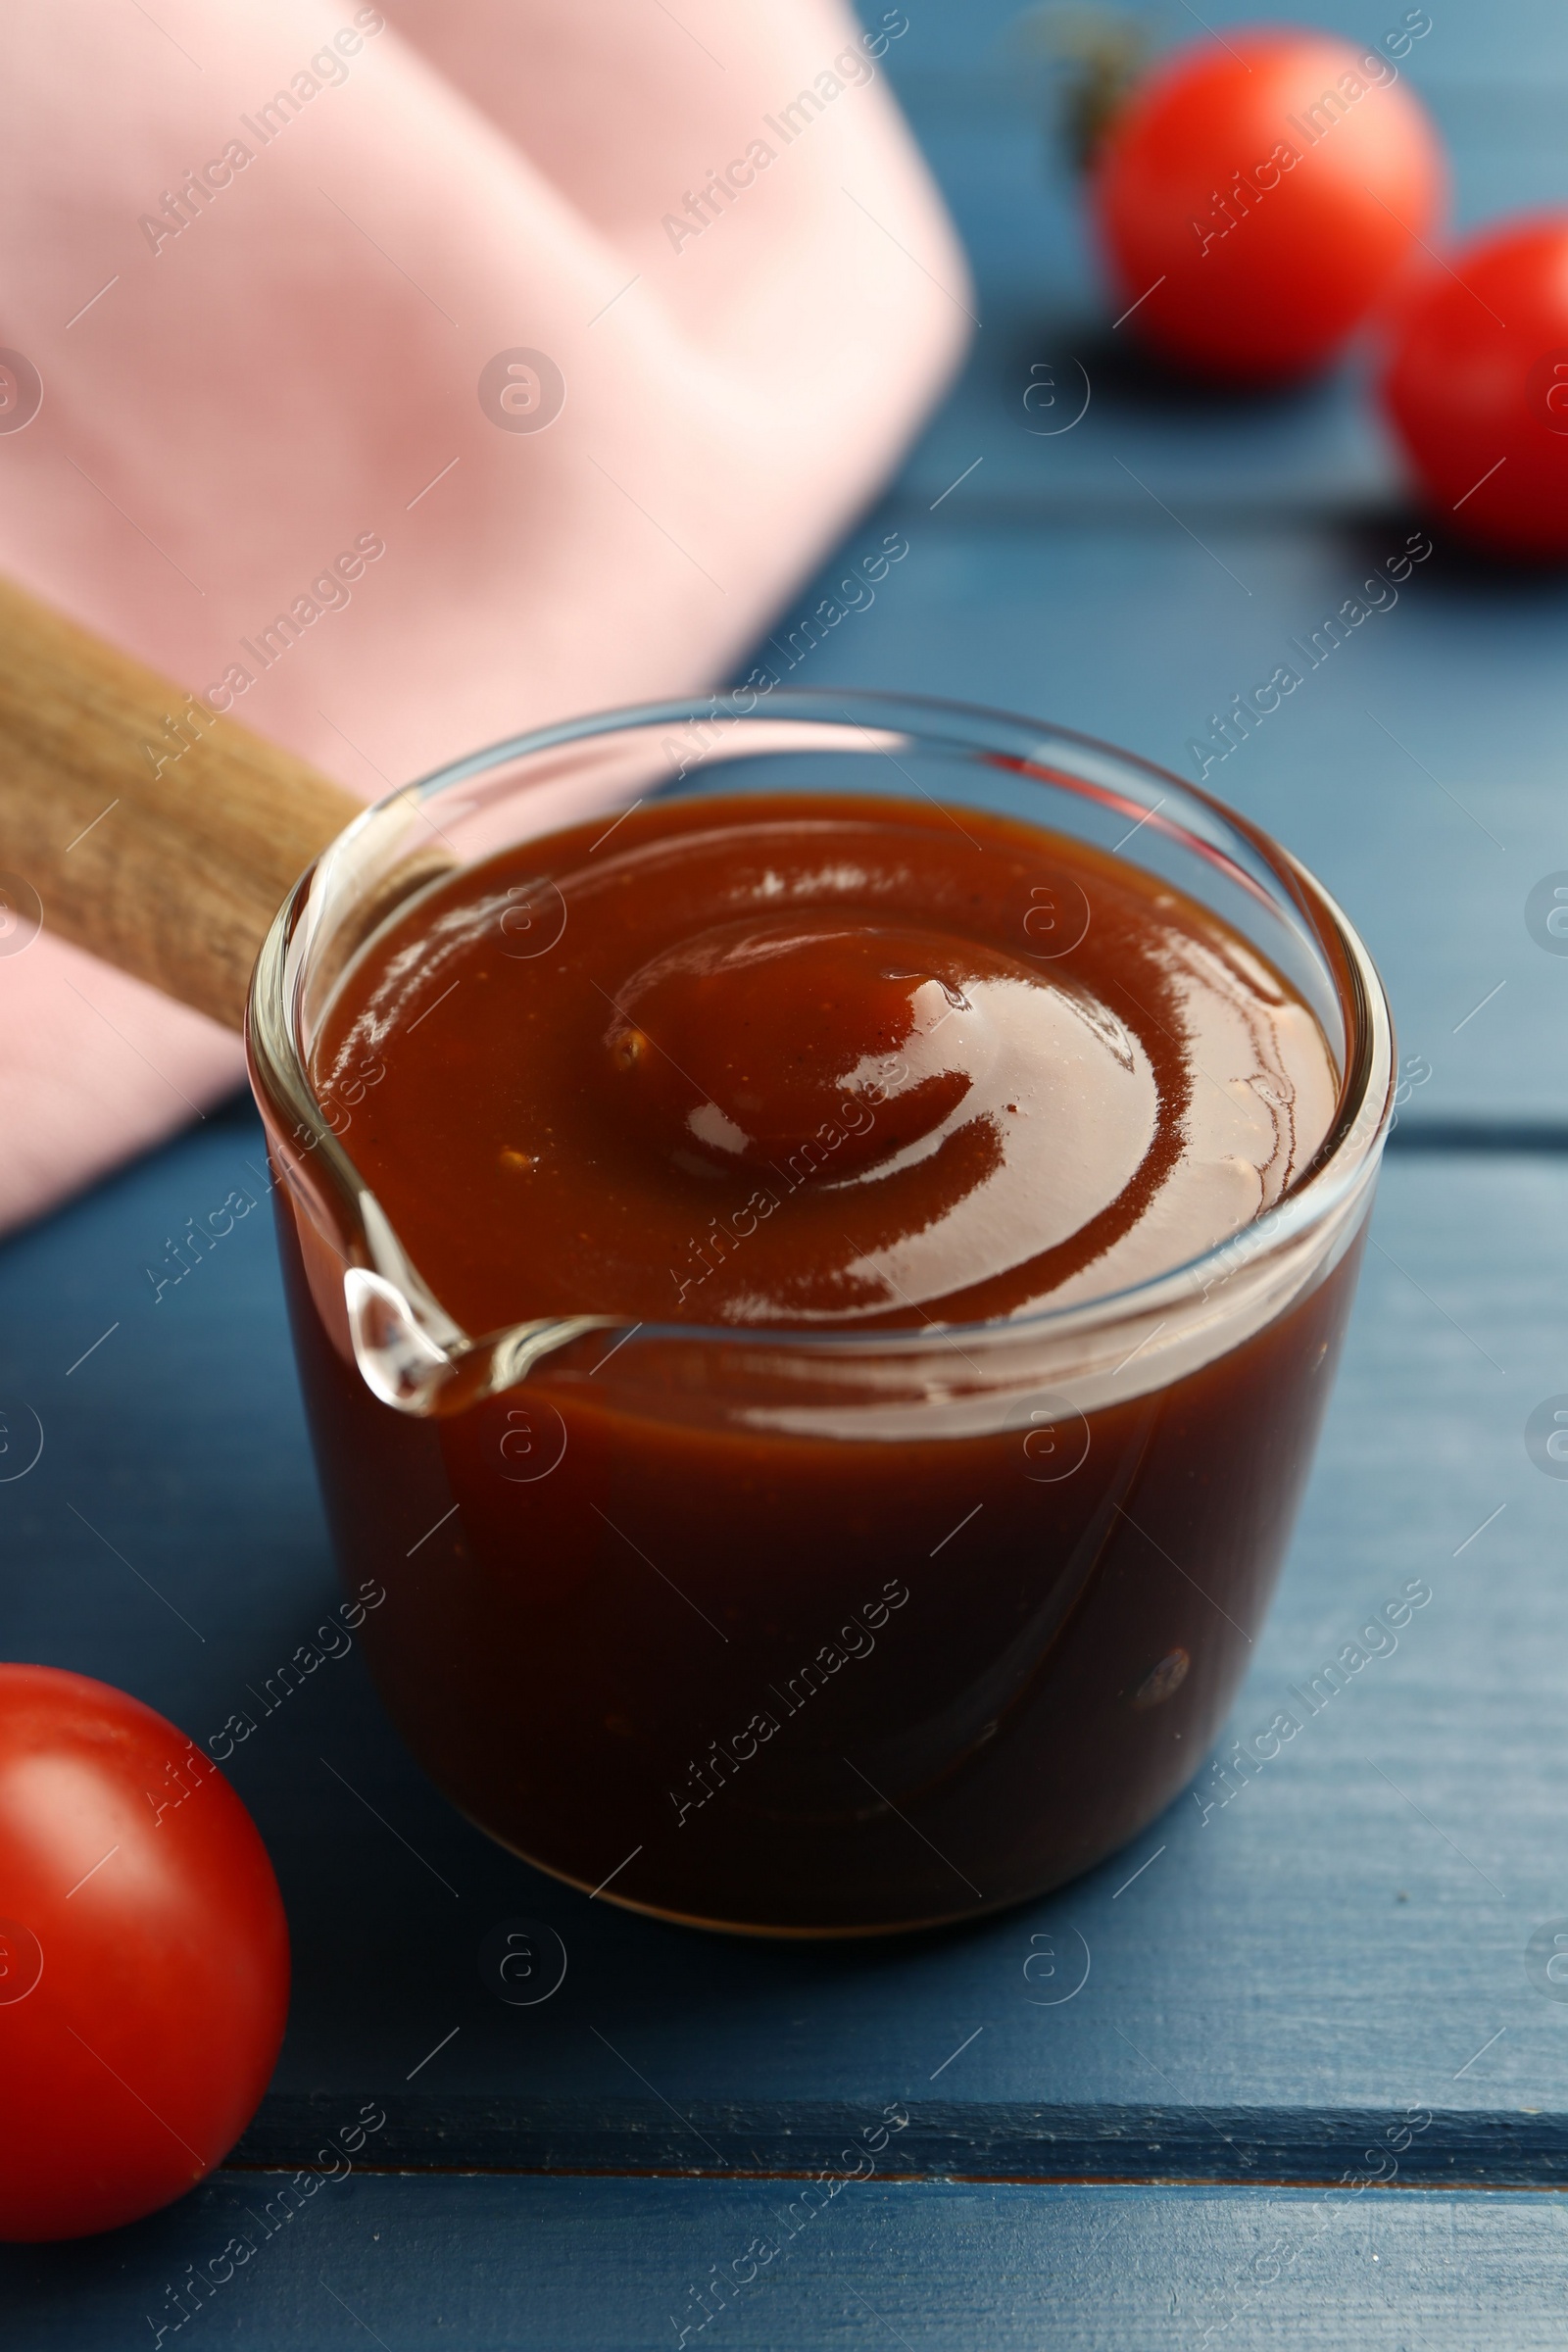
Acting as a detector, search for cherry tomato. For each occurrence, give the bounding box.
[1093,28,1446,384]
[1381,215,1568,559]
[0,1665,288,2240]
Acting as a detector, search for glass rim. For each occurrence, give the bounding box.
[246,686,1396,1368]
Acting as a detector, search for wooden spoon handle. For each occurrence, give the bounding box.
[0,578,361,1029]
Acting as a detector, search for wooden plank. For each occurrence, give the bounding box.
[4,1113,1567,2179]
[5,2172,1568,2348]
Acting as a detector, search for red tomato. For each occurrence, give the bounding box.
[1382,216,1568,558]
[0,1665,288,2240]
[1093,28,1446,383]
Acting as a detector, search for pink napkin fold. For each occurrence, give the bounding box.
[0,0,968,1233]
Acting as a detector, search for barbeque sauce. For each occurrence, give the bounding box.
[274,792,1356,1933]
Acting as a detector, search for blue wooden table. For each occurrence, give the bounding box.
[6,3,1568,2341]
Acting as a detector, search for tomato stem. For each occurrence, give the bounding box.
[1009,3,1154,173]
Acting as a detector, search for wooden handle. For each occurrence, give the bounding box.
[0,578,361,1029]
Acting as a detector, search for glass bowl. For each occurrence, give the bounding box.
[247,690,1394,1936]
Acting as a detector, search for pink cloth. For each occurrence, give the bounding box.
[0,0,967,1231]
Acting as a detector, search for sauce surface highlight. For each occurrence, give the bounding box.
[314,793,1339,1332]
